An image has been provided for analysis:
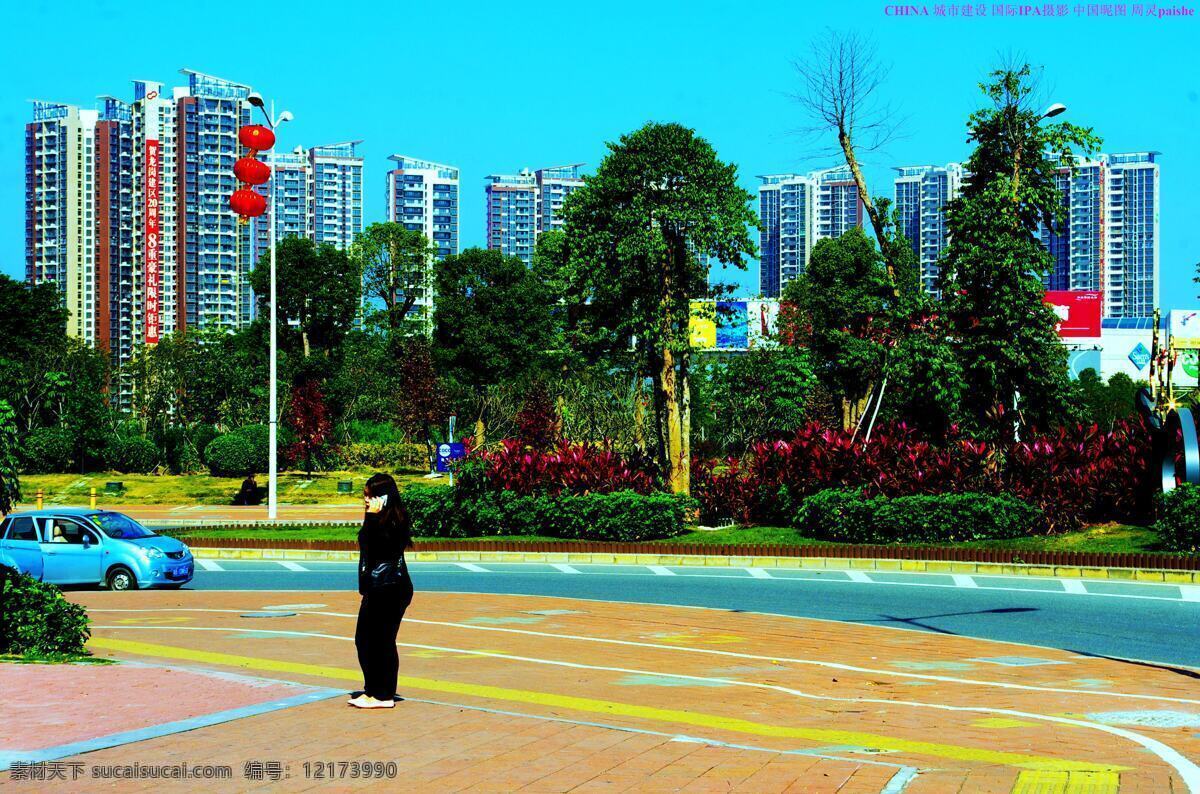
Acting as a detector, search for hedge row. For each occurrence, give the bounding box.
[794,488,1041,544]
[400,487,694,542]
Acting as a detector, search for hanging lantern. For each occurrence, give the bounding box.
[234,156,271,185]
[230,188,267,218]
[238,124,275,151]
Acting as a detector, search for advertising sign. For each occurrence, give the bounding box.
[144,139,161,344]
[689,301,716,349]
[747,301,779,348]
[1171,310,1200,349]
[436,442,466,473]
[1044,290,1102,338]
[716,301,749,349]
[1067,350,1101,379]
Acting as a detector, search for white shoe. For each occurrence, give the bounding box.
[348,695,395,709]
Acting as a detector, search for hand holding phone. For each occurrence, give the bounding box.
[365,494,388,514]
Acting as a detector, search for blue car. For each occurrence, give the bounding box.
[0,508,193,591]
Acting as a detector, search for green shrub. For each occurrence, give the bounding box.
[400,488,693,541]
[173,443,206,475]
[1156,484,1200,552]
[338,442,429,472]
[0,565,90,656]
[204,434,257,477]
[105,436,158,474]
[795,488,1040,544]
[342,421,407,445]
[19,427,74,473]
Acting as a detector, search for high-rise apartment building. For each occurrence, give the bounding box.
[94,97,134,366]
[485,164,585,266]
[893,153,1159,317]
[310,142,364,250]
[385,154,461,325]
[253,147,311,266]
[893,163,965,296]
[26,101,99,343]
[757,166,864,298]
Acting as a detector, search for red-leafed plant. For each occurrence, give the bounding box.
[515,381,559,451]
[473,439,656,496]
[286,381,333,479]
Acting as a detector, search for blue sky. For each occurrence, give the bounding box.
[3,0,1197,307]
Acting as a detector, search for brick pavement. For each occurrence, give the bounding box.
[2,589,1198,792]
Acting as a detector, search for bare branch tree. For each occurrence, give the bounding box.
[793,30,908,291]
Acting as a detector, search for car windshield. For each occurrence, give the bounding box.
[90,512,156,540]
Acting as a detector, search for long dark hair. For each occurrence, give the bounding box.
[364,472,413,549]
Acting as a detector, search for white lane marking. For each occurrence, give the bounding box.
[951,575,978,589]
[277,561,307,572]
[1062,580,1088,595]
[648,566,676,576]
[86,607,1200,708]
[551,564,581,574]
[845,570,872,583]
[744,568,772,579]
[454,562,489,573]
[1181,585,1200,602]
[93,623,1200,788]
[195,559,224,572]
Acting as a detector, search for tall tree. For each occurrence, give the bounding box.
[939,64,1101,437]
[794,31,908,292]
[782,227,891,430]
[560,123,757,494]
[352,223,439,334]
[393,336,448,470]
[432,247,557,446]
[250,237,362,358]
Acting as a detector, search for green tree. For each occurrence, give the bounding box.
[1072,370,1143,429]
[783,227,891,431]
[939,65,1101,437]
[432,248,557,446]
[0,400,20,514]
[250,237,362,358]
[561,122,758,493]
[703,347,815,454]
[352,222,439,334]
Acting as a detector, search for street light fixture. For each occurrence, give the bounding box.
[246,90,291,520]
[1040,103,1067,120]
[1011,102,1066,201]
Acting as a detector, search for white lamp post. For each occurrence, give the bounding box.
[247,92,292,520]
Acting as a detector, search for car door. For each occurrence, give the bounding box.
[1,516,44,580]
[39,517,104,585]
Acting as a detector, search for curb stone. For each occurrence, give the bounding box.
[187,547,1200,583]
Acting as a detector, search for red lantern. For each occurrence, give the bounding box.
[230,188,267,218]
[238,124,275,151]
[234,156,271,185]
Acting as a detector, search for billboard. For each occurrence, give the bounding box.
[144,139,161,344]
[689,301,716,349]
[747,301,780,348]
[1171,310,1200,349]
[716,301,748,349]
[1044,290,1102,338]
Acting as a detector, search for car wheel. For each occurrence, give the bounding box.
[106,566,138,591]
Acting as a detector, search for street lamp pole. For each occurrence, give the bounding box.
[247,93,291,520]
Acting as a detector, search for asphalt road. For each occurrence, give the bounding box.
[171,559,1200,670]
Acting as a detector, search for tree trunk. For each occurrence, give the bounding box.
[473,417,486,450]
[661,345,688,494]
[302,331,311,359]
[838,130,899,298]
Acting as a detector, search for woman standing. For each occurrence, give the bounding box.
[350,472,414,709]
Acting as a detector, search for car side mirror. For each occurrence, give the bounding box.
[82,536,91,549]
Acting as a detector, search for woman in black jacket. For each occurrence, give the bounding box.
[349,472,414,709]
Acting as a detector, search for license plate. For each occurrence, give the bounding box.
[171,566,191,578]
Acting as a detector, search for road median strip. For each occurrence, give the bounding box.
[186,545,1200,583]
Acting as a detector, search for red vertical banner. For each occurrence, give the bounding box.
[144,139,161,344]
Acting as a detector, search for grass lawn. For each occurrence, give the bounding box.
[20,470,444,507]
[0,652,114,665]
[164,522,1173,555]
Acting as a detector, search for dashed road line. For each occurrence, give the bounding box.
[454,562,489,573]
[1062,580,1088,595]
[277,561,307,572]
[952,574,978,589]
[648,566,676,576]
[1180,585,1200,602]
[845,570,872,583]
[195,559,224,572]
[551,563,582,574]
[744,568,772,579]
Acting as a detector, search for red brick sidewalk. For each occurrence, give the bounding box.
[3,589,1198,792]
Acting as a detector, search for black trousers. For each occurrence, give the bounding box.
[354,586,413,700]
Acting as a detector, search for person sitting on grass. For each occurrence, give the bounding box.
[233,473,263,506]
